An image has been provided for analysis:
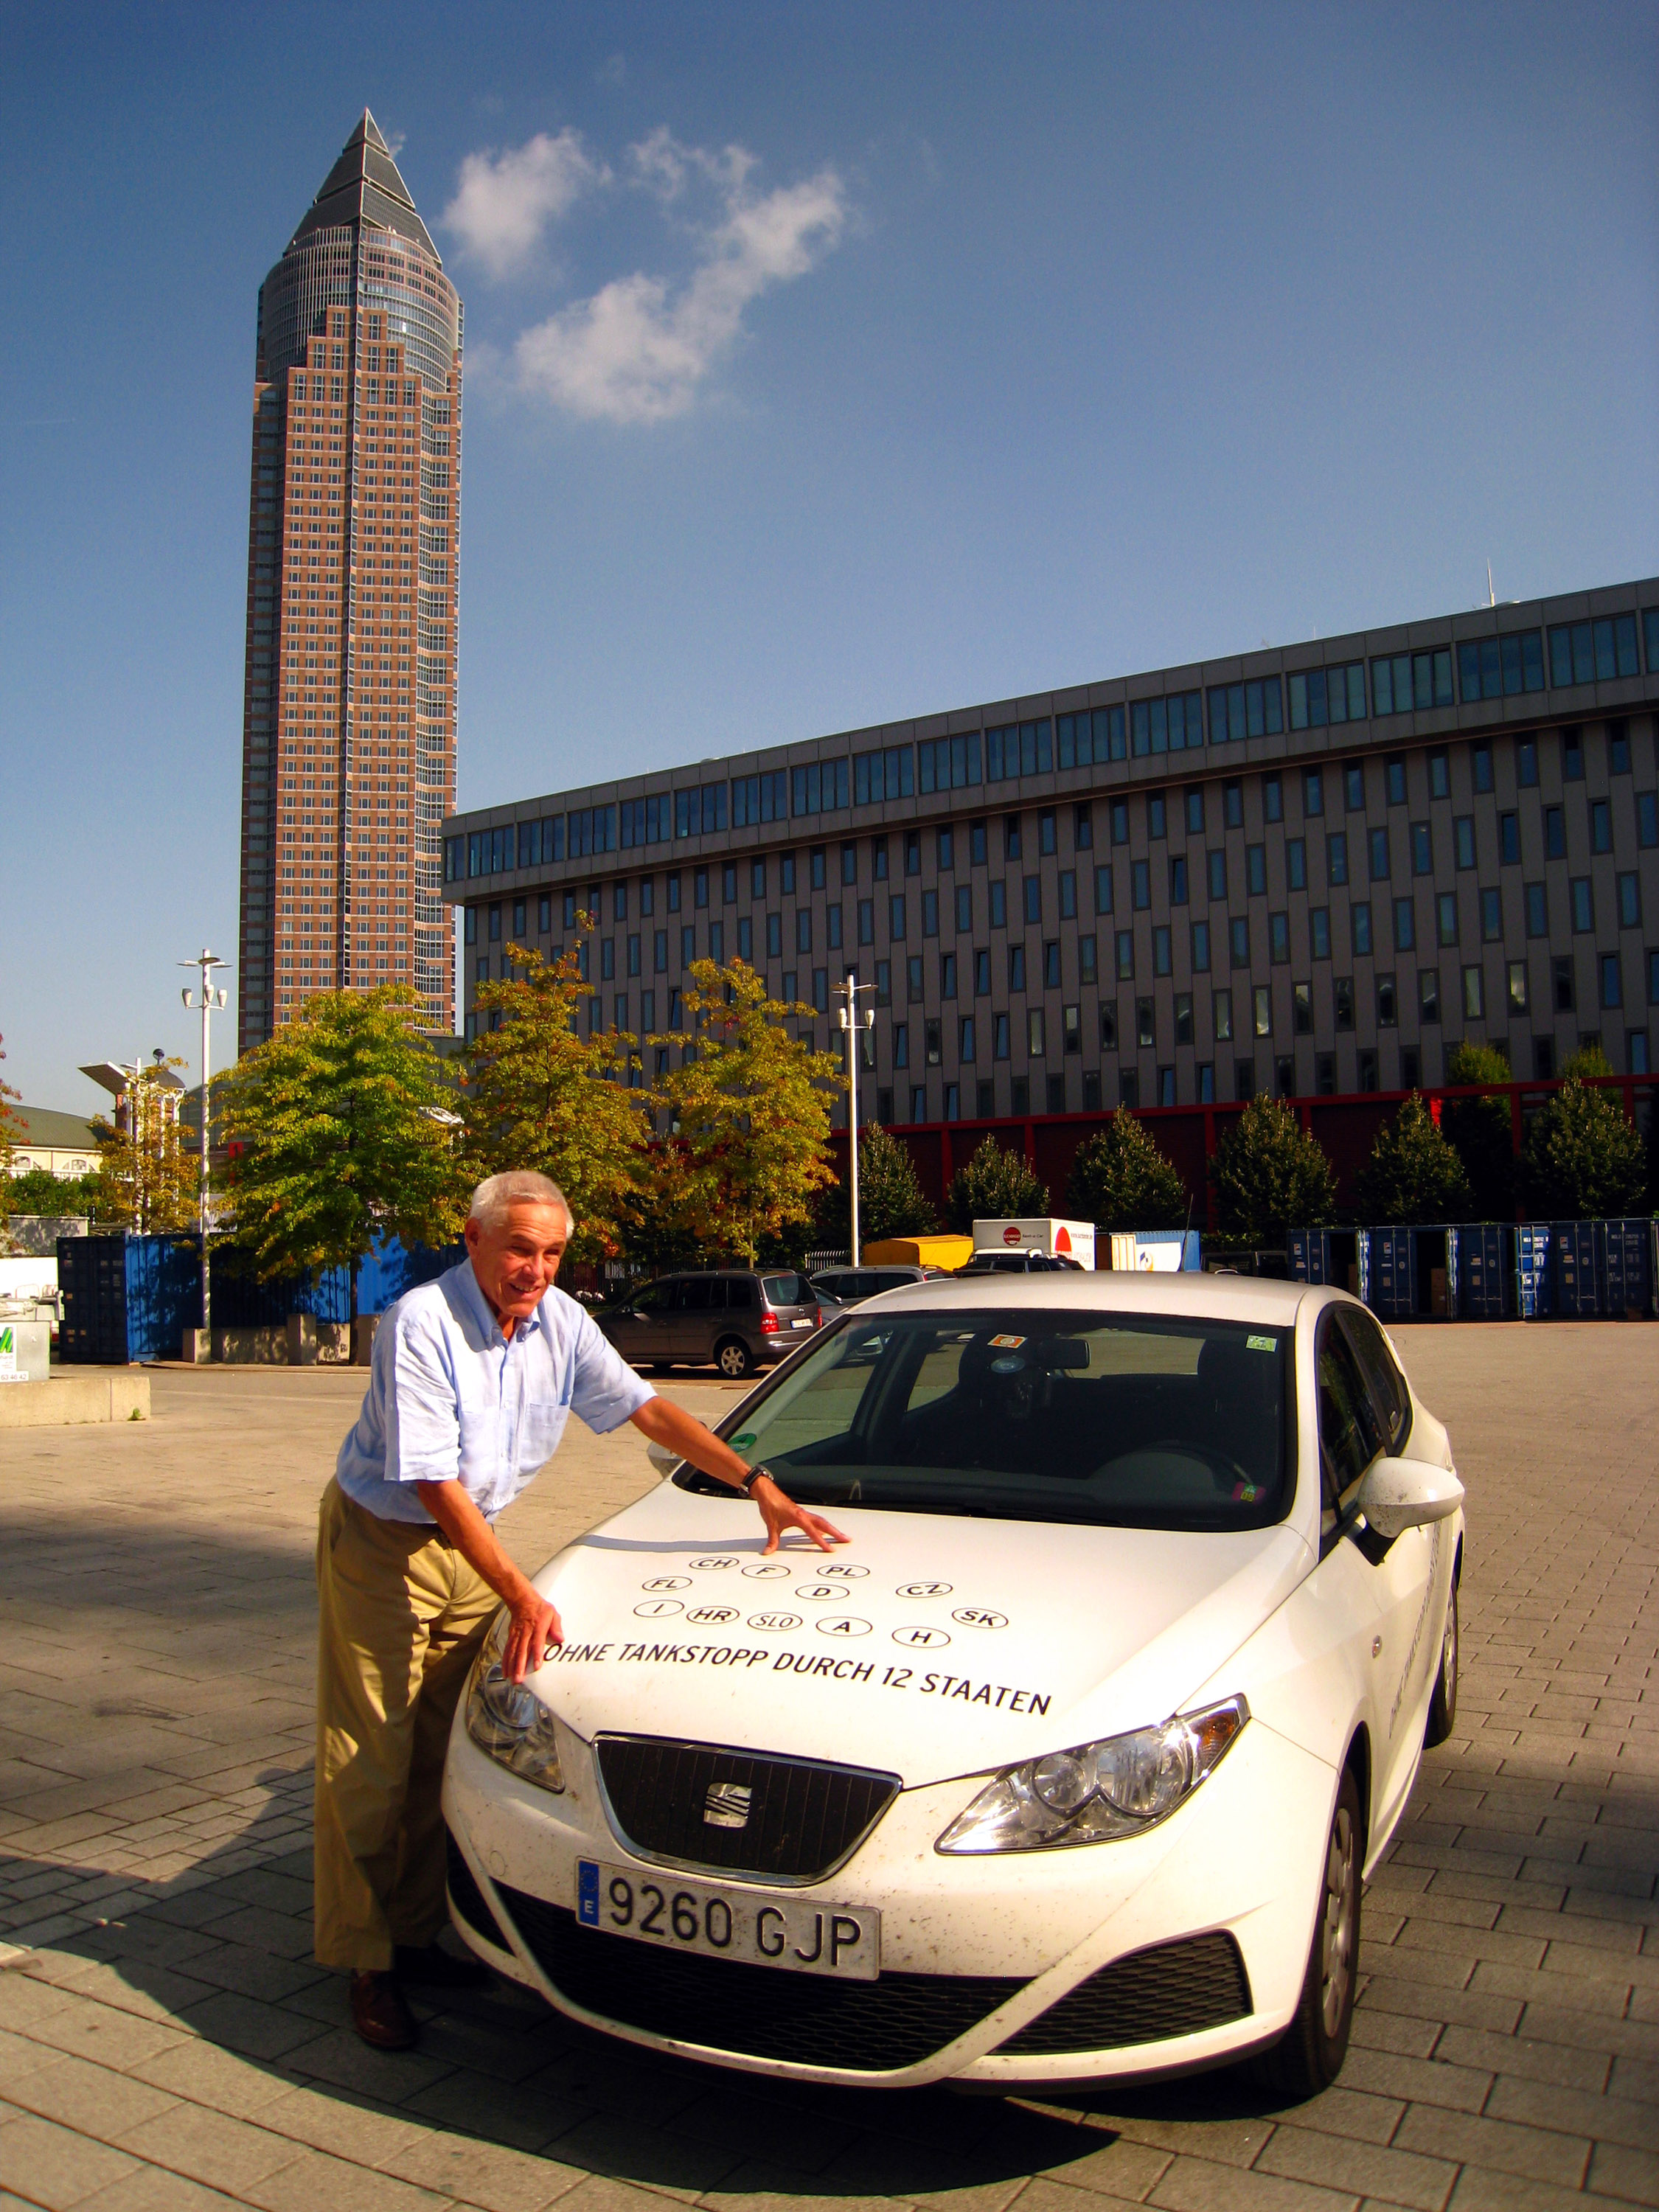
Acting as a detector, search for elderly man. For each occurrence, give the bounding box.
[316,1169,844,2051]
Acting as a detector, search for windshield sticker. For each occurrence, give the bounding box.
[732,1433,757,1447]
[537,1638,1053,1716]
[1246,1335,1277,1352]
[987,1333,1026,1348]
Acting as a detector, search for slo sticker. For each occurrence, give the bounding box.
[987,1334,1026,1349]
[1246,1335,1277,1352]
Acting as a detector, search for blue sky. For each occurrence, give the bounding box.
[1,1,1655,1108]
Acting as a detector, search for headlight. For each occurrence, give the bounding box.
[935,1696,1248,1853]
[465,1614,565,1793]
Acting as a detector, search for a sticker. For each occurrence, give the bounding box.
[1246,1335,1277,1352]
[733,1433,757,1447]
[817,1615,872,1637]
[987,1333,1026,1349]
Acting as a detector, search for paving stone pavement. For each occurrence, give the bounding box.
[0,1327,1655,2212]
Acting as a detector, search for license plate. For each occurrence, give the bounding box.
[790,1317,814,1328]
[577,1859,879,1980]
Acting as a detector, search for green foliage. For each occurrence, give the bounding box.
[818,1122,937,1248]
[1352,1093,1472,1225]
[654,960,846,1267]
[1440,1042,1514,1221]
[1520,1074,1646,1219]
[1210,1096,1337,1244]
[945,1137,1048,1234]
[220,987,466,1317]
[4,1166,103,1221]
[1065,1112,1189,1231]
[1559,1043,1615,1082]
[464,927,654,1264]
[0,1034,20,1236]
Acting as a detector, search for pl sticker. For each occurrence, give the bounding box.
[893,1624,950,1649]
[817,1615,872,1638]
[813,1562,869,1579]
[748,1612,801,1631]
[896,1581,953,1599]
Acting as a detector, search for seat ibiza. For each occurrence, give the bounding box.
[442,1275,1462,2096]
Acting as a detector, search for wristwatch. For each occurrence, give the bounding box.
[739,1464,776,1495]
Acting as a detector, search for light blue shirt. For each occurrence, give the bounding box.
[335,1260,655,1525]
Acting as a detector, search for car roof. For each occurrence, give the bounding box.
[861,1272,1315,1324]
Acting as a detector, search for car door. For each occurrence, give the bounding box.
[611,1279,674,1366]
[671,1276,717,1365]
[1310,1307,1441,1843]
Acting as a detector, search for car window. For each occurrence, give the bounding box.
[1338,1309,1411,1455]
[874,1272,912,1292]
[726,1278,756,1310]
[852,1273,879,1298]
[815,1274,848,1301]
[675,1279,714,1312]
[1316,1311,1385,1507]
[676,1308,1290,1532]
[630,1281,672,1313]
[761,1272,807,1307]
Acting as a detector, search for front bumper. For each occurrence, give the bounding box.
[442,1708,1336,2088]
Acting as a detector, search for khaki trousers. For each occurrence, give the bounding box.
[313,1477,500,1971]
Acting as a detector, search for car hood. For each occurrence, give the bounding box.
[526,1483,1312,1786]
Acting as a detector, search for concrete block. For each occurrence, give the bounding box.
[0,1320,52,1384]
[0,1372,150,1427]
[352,1315,379,1366]
[181,1327,211,1364]
[285,1313,316,1367]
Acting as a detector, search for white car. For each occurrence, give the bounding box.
[442,1275,1463,2098]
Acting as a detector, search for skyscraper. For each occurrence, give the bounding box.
[237,112,461,1050]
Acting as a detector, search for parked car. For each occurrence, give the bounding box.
[445,1273,1463,2097]
[957,1250,1085,1275]
[594,1270,824,1380]
[810,1264,930,1306]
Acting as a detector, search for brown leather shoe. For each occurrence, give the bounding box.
[350,1969,418,2051]
[394,1942,492,1990]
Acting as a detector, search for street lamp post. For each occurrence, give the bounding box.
[835,973,877,1267]
[179,950,229,1334]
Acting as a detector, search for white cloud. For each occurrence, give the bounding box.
[513,140,846,425]
[443,130,606,279]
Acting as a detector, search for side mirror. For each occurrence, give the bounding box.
[646,1441,681,1479]
[1354,1456,1464,1543]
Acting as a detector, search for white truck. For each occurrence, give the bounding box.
[970,1217,1096,1270]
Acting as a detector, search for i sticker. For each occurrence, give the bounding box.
[987,1334,1026,1349]
[1246,1335,1277,1352]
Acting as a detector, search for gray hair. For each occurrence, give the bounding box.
[467,1172,574,1234]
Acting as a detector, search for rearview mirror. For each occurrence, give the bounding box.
[1354,1456,1464,1543]
[646,1441,681,1479]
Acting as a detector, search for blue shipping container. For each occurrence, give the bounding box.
[1288,1229,1332,1284]
[1366,1226,1417,1320]
[1601,1219,1655,1317]
[1516,1225,1552,1318]
[1551,1222,1600,1317]
[1455,1226,1510,1319]
[58,1235,203,1364]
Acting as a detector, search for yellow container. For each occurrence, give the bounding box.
[862,1234,975,1273]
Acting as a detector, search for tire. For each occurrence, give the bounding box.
[715,1337,756,1380]
[1253,1764,1362,2101]
[1422,1573,1459,1748]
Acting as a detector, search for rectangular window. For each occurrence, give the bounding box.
[627,932,641,977]
[796,910,813,954]
[1415,969,1439,1024]
[908,956,924,1000]
[1548,613,1638,688]
[1472,742,1494,793]
[841,842,858,886]
[1352,903,1372,958]
[974,947,991,994]
[1208,849,1227,900]
[990,880,1006,928]
[1263,776,1283,824]
[1377,974,1398,1027]
[1378,827,1399,880]
[853,745,916,805]
[1328,833,1349,886]
[1507,960,1527,1013]
[1116,930,1135,981]
[1287,838,1306,892]
[1457,631,1546,702]
[1287,661,1366,731]
[1075,802,1094,849]
[765,913,782,959]
[657,928,670,971]
[1029,1007,1046,1056]
[1335,978,1355,1032]
[858,897,874,945]
[1064,1003,1082,1054]
[1346,765,1365,811]
[959,1015,976,1061]
[1246,845,1267,896]
[1452,817,1475,870]
[1153,926,1172,977]
[1128,691,1203,756]
[1370,647,1454,714]
[984,720,1055,781]
[1225,781,1243,829]
[1055,706,1127,767]
[1553,955,1576,1012]
[1135,998,1154,1049]
[1437,892,1458,947]
[731,771,788,827]
[736,917,752,962]
[1186,787,1206,835]
[1270,911,1290,963]
[922,888,939,937]
[1099,1003,1118,1050]
[957,883,974,931]
[1229,916,1250,967]
[889,894,906,939]
[1639,793,1658,848]
[1038,810,1056,856]
[1591,799,1612,854]
[875,959,891,1006]
[708,921,725,964]
[1206,675,1284,744]
[1023,876,1042,925]
[1386,757,1407,806]
[826,904,842,950]
[1481,888,1503,942]
[1213,989,1233,1043]
[1253,984,1272,1037]
[914,734,981,796]
[1571,877,1593,932]
[1610,722,1630,774]
[1303,769,1324,818]
[1093,863,1114,915]
[907,830,922,874]
[1191,919,1211,971]
[1079,935,1096,984]
[1463,965,1484,1020]
[993,1012,1010,1060]
[1044,940,1062,989]
[790,760,850,818]
[1293,979,1313,1034]
[1110,800,1130,845]
[1394,897,1415,952]
[681,925,695,966]
[1132,859,1150,910]
[1008,944,1026,992]
[1617,872,1641,929]
[1003,819,1020,862]
[1525,882,1548,937]
[925,1017,941,1064]
[1500,813,1520,866]
[1169,855,1189,905]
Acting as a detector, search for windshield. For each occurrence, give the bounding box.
[677,1308,1292,1530]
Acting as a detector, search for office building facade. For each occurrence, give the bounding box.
[237,113,461,1051]
[442,580,1659,1122]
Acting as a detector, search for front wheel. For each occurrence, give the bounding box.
[1423,1575,1459,1747]
[715,1337,756,1380]
[1253,1764,1361,2101]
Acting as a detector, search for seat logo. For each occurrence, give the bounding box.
[703,1781,753,1829]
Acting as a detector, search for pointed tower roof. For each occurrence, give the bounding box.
[288,110,439,260]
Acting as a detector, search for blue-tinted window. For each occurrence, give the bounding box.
[1472,743,1494,793]
[984,720,1053,781]
[1374,827,1397,880]
[1394,897,1415,952]
[1311,908,1331,961]
[1130,691,1203,756]
[1352,904,1372,959]
[916,733,981,795]
[1549,613,1638,688]
[1270,911,1290,964]
[1229,917,1250,967]
[731,771,787,827]
[1437,893,1458,947]
[1481,888,1503,942]
[1058,872,1075,920]
[1545,805,1565,859]
[1303,770,1324,817]
[992,1013,1009,1060]
[1571,878,1593,933]
[1153,928,1172,977]
[888,894,905,939]
[989,880,1006,928]
[791,759,850,816]
[1370,648,1453,715]
[1646,609,1659,672]
[1057,706,1127,766]
[1287,838,1306,891]
[1206,677,1284,745]
[922,888,939,937]
[1345,765,1365,810]
[1328,832,1349,886]
[1131,859,1150,910]
[1147,792,1166,838]
[1287,662,1366,731]
[620,795,670,847]
[975,947,992,993]
[1601,953,1623,1009]
[568,804,617,856]
[1591,799,1611,853]
[1094,863,1113,914]
[1116,930,1134,981]
[1500,813,1520,865]
[1638,793,1658,848]
[1169,855,1189,904]
[1246,844,1267,896]
[1007,944,1026,992]
[1079,935,1096,984]
[959,1016,975,1062]
[854,745,916,805]
[1023,876,1042,925]
[1526,883,1548,937]
[1208,849,1227,900]
[675,783,728,838]
[1192,919,1211,971]
[1457,632,1545,702]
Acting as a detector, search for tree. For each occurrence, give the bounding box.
[945,1136,1048,1234]
[1352,1093,1472,1224]
[1440,1041,1514,1220]
[88,1058,201,1234]
[817,1122,937,1250]
[7,1167,104,1221]
[655,960,846,1267]
[1211,1096,1337,1244]
[1066,1112,1189,1231]
[220,987,467,1319]
[464,927,654,1264]
[0,1034,22,1242]
[1520,1063,1646,1219]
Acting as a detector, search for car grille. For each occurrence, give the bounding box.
[594,1735,899,1884]
[495,1887,1027,2070]
[444,1826,510,1951]
[996,1932,1252,2054]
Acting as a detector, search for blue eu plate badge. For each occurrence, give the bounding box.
[577,1860,600,1926]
